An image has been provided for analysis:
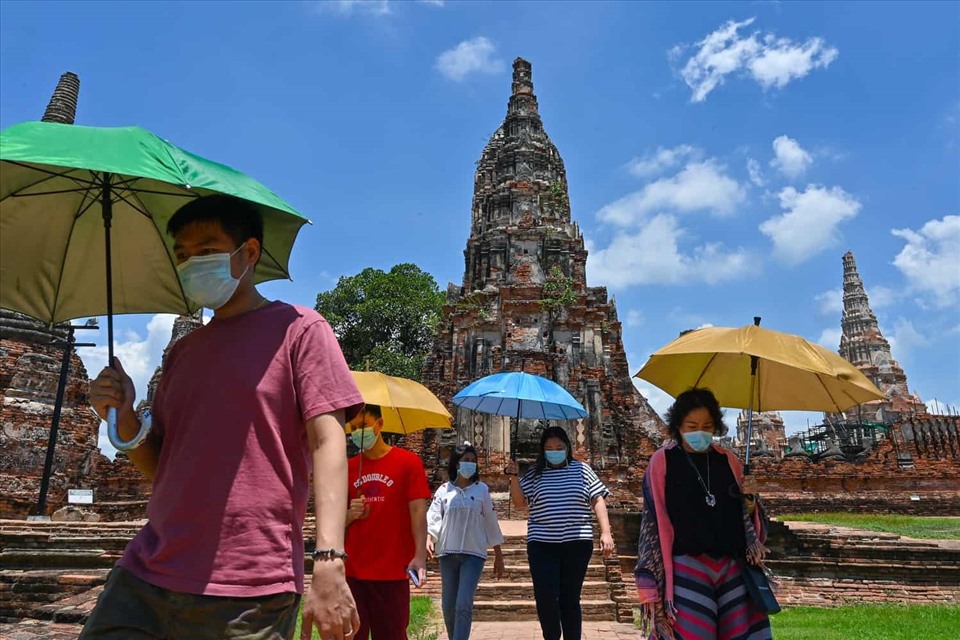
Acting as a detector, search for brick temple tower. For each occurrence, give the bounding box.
[417,58,663,471]
[838,251,926,422]
[736,410,786,456]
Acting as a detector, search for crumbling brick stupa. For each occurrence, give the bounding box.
[413,58,664,476]
[838,251,927,423]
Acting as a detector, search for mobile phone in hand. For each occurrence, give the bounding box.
[406,567,421,587]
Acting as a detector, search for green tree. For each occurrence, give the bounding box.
[315,264,444,381]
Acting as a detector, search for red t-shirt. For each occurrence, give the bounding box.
[345,447,432,581]
[118,302,364,597]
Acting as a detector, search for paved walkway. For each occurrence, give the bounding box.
[1,619,641,639]
[438,621,640,639]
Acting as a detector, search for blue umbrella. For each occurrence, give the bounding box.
[452,372,587,460]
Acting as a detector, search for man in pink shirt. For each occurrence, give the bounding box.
[83,195,364,640]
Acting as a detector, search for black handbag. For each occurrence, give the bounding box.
[741,562,781,614]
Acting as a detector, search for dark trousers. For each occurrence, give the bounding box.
[526,540,594,640]
[347,577,410,640]
[79,566,300,640]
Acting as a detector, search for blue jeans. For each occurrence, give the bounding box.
[439,553,486,640]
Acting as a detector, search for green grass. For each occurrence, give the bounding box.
[769,604,960,639]
[777,513,960,539]
[294,595,438,640]
[634,605,960,638]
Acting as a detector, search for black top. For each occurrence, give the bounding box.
[665,446,746,558]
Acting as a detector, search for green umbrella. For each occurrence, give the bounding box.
[1,121,309,449]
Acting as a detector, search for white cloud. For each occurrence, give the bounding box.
[588,214,751,287]
[815,289,843,315]
[314,0,391,16]
[760,185,861,265]
[886,317,930,360]
[891,215,960,308]
[816,327,842,350]
[597,160,747,226]
[868,285,899,309]
[695,323,715,330]
[816,285,898,316]
[747,158,766,187]
[771,135,813,178]
[625,310,645,327]
[627,145,701,178]
[435,37,504,82]
[676,17,838,102]
[418,0,445,5]
[79,314,177,459]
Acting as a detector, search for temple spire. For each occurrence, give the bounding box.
[838,251,925,422]
[41,72,80,124]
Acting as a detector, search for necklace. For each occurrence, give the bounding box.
[681,448,716,507]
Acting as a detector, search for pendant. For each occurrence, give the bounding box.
[705,493,716,507]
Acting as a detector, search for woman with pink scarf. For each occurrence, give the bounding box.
[634,388,773,640]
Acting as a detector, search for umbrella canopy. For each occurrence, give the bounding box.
[0,121,308,324]
[1,121,308,450]
[634,322,884,413]
[349,371,451,435]
[452,371,587,421]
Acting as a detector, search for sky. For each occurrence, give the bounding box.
[2,1,958,457]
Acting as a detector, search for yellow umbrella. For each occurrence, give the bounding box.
[349,371,452,435]
[635,317,884,469]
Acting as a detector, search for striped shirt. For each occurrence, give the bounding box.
[519,460,610,543]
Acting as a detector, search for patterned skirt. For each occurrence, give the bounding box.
[670,554,772,640]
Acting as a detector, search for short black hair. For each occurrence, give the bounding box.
[534,425,574,475]
[361,403,382,419]
[167,195,264,250]
[447,444,480,484]
[664,387,728,443]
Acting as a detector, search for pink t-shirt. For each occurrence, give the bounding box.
[118,302,364,597]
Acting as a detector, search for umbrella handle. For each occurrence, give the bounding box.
[107,406,153,451]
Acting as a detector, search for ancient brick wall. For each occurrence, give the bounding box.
[0,314,101,519]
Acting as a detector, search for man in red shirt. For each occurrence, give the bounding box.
[84,195,363,640]
[345,404,431,640]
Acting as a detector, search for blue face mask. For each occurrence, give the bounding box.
[458,462,477,479]
[544,449,567,466]
[682,430,713,453]
[350,428,378,452]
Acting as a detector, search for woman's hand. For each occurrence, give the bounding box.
[746,542,769,566]
[599,532,615,557]
[505,460,518,476]
[741,475,759,498]
[493,554,506,580]
[426,537,435,560]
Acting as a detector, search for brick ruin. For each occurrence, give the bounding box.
[0,311,101,519]
[838,251,927,422]
[412,58,663,475]
[735,410,787,457]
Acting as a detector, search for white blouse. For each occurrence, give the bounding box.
[427,480,505,559]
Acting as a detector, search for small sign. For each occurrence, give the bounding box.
[67,489,94,504]
[910,495,921,502]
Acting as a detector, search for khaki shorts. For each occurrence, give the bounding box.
[79,566,301,640]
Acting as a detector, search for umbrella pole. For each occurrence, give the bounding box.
[102,176,118,434]
[744,354,759,475]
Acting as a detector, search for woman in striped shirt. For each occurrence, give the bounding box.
[506,426,614,640]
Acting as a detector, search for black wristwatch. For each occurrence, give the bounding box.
[313,548,348,561]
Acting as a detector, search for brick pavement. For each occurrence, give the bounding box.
[0,619,641,639]
[437,621,640,639]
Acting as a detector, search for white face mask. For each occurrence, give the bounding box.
[177,247,247,310]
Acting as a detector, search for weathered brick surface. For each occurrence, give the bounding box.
[412,58,663,474]
[0,312,101,519]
